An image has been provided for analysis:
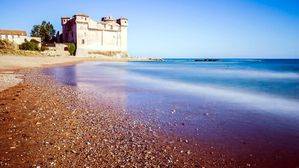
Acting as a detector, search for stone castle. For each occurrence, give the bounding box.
[59,14,128,56]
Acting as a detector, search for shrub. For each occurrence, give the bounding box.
[67,43,76,55]
[19,39,39,51]
[0,39,14,49]
[30,39,40,45]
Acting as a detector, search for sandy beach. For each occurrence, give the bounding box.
[0,70,218,167]
[0,56,234,167]
[0,56,200,167]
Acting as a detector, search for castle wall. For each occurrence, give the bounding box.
[61,14,128,57]
[120,26,128,51]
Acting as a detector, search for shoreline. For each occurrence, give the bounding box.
[0,55,151,92]
[0,55,84,92]
[0,69,220,167]
[0,56,218,167]
[0,55,152,72]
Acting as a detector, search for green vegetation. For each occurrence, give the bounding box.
[29,39,40,45]
[31,21,56,43]
[67,43,76,55]
[0,49,40,56]
[0,39,40,56]
[0,39,15,50]
[19,39,39,51]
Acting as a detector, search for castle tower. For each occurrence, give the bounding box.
[61,17,70,25]
[117,18,128,52]
[61,17,70,42]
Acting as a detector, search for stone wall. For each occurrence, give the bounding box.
[41,43,70,57]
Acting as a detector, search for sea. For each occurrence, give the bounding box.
[44,58,299,165]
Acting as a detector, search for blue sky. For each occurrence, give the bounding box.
[0,0,298,58]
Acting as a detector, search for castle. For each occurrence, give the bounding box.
[59,14,128,57]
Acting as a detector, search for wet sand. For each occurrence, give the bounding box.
[1,65,299,167]
[0,72,22,92]
[0,69,229,167]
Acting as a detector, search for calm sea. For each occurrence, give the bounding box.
[45,59,299,113]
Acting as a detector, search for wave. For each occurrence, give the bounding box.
[77,63,299,116]
[127,73,299,116]
[197,68,299,79]
[105,62,299,79]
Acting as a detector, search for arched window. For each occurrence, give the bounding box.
[82,39,85,44]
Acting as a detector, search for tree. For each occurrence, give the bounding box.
[19,39,39,51]
[31,21,56,43]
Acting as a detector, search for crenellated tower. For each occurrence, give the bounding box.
[117,18,128,52]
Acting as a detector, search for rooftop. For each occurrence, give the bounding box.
[74,13,89,17]
[0,29,27,36]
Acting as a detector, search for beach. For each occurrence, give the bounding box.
[0,56,213,167]
[0,70,219,167]
[0,55,149,92]
[1,57,299,167]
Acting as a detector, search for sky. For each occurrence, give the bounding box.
[0,0,298,58]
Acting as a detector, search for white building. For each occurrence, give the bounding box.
[0,29,41,46]
[60,14,128,57]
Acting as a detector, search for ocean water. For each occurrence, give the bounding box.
[45,59,299,114]
[44,59,299,163]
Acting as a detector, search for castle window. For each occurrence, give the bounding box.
[110,25,113,30]
[82,39,85,44]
